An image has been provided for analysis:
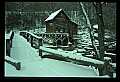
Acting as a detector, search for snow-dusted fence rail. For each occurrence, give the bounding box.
[20,31,43,57]
[5,56,21,70]
[5,30,14,57]
[39,46,116,78]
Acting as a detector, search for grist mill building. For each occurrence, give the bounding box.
[45,9,78,37]
[45,9,78,47]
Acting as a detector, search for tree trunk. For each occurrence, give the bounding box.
[93,2,105,76]
[79,2,100,59]
[96,2,105,61]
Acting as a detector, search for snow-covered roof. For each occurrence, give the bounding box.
[45,9,78,25]
[45,9,63,21]
[70,20,78,25]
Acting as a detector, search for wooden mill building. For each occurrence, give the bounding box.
[45,9,78,37]
[45,9,78,46]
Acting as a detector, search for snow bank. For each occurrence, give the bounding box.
[10,33,40,62]
[93,24,98,29]
[105,51,116,56]
[5,57,111,77]
[77,49,86,52]
[104,57,111,61]
[5,32,112,77]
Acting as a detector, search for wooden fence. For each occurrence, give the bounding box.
[5,30,14,57]
[20,31,116,78]
[5,56,21,70]
[20,31,43,57]
[5,30,21,70]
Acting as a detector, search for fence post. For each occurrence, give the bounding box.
[15,62,21,70]
[98,68,103,76]
[102,57,114,78]
[27,33,29,42]
[10,39,12,48]
[38,38,42,58]
[31,35,33,47]
[10,31,14,48]
[74,39,77,48]
[6,39,11,57]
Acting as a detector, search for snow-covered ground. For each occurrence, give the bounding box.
[5,31,110,77]
[5,58,110,77]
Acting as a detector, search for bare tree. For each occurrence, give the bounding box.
[79,2,100,59]
[93,2,105,61]
[93,2,106,76]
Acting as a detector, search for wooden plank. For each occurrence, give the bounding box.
[39,46,104,65]
[5,56,21,70]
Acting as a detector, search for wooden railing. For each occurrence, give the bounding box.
[5,56,21,70]
[39,46,116,78]
[20,31,43,57]
[5,30,14,57]
[20,31,116,78]
[35,33,69,47]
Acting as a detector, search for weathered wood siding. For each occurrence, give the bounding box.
[45,11,77,36]
[45,10,78,47]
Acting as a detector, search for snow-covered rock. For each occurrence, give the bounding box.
[93,24,98,29]
[104,57,112,61]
